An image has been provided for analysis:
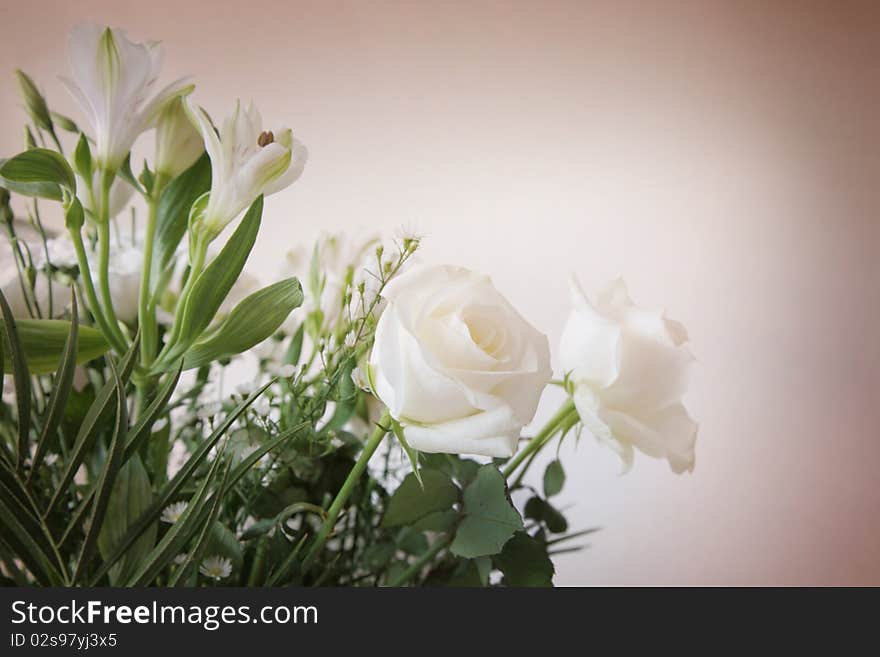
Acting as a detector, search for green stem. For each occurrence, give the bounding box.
[68,227,127,354]
[501,399,577,480]
[134,177,168,415]
[94,171,129,350]
[387,535,451,587]
[302,411,391,573]
[138,190,161,366]
[155,235,207,366]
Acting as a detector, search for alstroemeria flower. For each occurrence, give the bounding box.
[187,99,308,239]
[61,24,192,171]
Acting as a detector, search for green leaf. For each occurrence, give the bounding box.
[0,317,109,374]
[412,509,459,533]
[494,531,554,586]
[524,496,568,534]
[0,290,31,471]
[173,196,263,353]
[450,465,523,559]
[543,459,565,497]
[126,442,228,586]
[0,495,63,585]
[29,292,78,477]
[0,148,75,198]
[46,337,138,516]
[122,363,182,463]
[283,323,304,365]
[73,133,92,180]
[97,454,157,585]
[72,360,128,583]
[89,383,279,584]
[182,277,303,370]
[382,469,459,528]
[117,153,144,196]
[151,154,211,292]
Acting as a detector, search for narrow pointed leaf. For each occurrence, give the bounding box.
[72,361,128,583]
[173,196,263,353]
[46,338,138,516]
[0,290,31,472]
[151,154,211,293]
[30,292,79,478]
[182,277,303,370]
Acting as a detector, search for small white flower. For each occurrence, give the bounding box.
[199,555,232,580]
[344,331,357,349]
[186,98,307,239]
[61,24,192,171]
[151,417,168,432]
[161,501,187,523]
[195,401,222,419]
[172,553,188,566]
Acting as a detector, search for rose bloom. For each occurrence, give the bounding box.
[560,277,697,473]
[369,264,551,457]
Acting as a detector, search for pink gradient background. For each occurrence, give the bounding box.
[2,1,878,585]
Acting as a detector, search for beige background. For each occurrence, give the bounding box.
[2,0,878,585]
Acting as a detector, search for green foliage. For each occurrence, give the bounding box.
[524,496,568,534]
[494,531,555,587]
[97,455,156,585]
[0,318,109,374]
[450,465,523,559]
[543,459,565,497]
[151,154,211,294]
[169,196,263,359]
[0,148,76,199]
[183,278,303,370]
[382,469,459,527]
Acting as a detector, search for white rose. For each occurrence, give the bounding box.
[560,277,697,473]
[369,264,551,457]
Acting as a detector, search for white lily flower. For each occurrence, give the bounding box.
[187,98,308,240]
[61,24,193,172]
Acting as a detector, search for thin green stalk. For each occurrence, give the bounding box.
[134,177,168,416]
[68,227,127,354]
[387,535,451,587]
[501,399,577,479]
[155,235,207,365]
[302,411,391,573]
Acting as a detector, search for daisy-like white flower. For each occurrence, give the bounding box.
[199,555,232,580]
[160,501,187,523]
[61,24,193,172]
[187,98,308,241]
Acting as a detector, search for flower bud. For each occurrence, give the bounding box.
[154,97,204,180]
[15,70,53,133]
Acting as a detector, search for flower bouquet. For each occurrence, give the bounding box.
[0,24,697,587]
